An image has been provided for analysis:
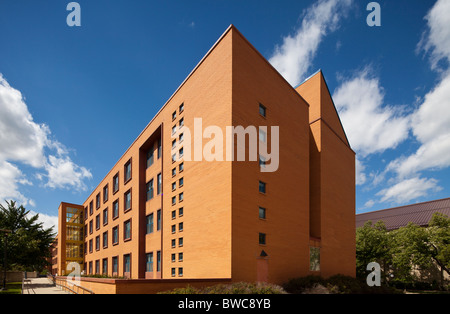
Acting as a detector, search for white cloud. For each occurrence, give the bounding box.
[269,0,353,86]
[29,210,58,232]
[418,0,450,71]
[355,158,366,185]
[376,177,442,204]
[333,68,411,157]
[0,73,92,204]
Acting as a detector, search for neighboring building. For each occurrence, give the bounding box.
[356,197,450,231]
[51,25,355,288]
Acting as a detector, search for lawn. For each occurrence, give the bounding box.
[0,282,22,294]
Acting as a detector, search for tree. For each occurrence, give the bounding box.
[0,200,55,272]
[428,213,450,285]
[356,220,393,282]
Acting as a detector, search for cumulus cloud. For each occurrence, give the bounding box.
[376,177,442,205]
[333,68,411,157]
[0,73,92,206]
[269,0,353,85]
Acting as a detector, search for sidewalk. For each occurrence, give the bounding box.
[22,277,69,294]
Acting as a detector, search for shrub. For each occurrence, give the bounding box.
[159,282,287,294]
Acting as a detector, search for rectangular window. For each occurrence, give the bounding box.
[89,261,93,274]
[172,125,177,135]
[171,239,176,248]
[157,173,162,195]
[112,256,118,274]
[178,267,183,277]
[179,177,184,187]
[95,235,100,251]
[95,214,100,230]
[171,268,176,277]
[259,181,266,194]
[89,220,93,234]
[178,252,183,262]
[172,139,176,150]
[259,207,266,219]
[124,254,131,274]
[172,167,176,177]
[102,258,108,275]
[171,224,176,233]
[124,160,132,183]
[172,153,176,163]
[146,252,153,272]
[89,201,93,215]
[179,207,184,217]
[89,239,93,253]
[124,189,132,212]
[96,193,100,209]
[95,260,100,274]
[179,237,183,247]
[172,182,176,191]
[113,200,119,219]
[147,149,154,168]
[259,232,266,245]
[179,118,184,128]
[179,222,183,232]
[113,173,119,194]
[179,147,184,159]
[259,103,266,117]
[179,162,184,172]
[171,210,176,219]
[124,219,131,241]
[146,179,154,201]
[172,110,176,121]
[103,208,108,225]
[179,103,184,113]
[146,213,154,234]
[103,184,109,203]
[157,209,161,231]
[179,192,184,202]
[157,139,162,159]
[171,253,176,263]
[310,247,320,271]
[179,133,184,142]
[112,226,119,245]
[103,231,108,248]
[172,196,176,206]
[157,251,161,272]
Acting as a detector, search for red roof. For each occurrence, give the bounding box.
[356,197,450,230]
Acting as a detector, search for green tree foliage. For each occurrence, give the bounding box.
[356,213,450,288]
[0,200,55,272]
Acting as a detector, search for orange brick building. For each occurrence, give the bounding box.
[51,25,355,287]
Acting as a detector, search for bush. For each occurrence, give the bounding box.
[159,282,287,294]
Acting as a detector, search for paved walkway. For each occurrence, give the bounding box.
[22,277,69,294]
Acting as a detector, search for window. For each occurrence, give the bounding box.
[112,256,118,274]
[157,251,161,272]
[172,110,176,121]
[179,103,184,113]
[259,128,267,142]
[259,233,266,245]
[171,268,176,277]
[95,260,100,274]
[96,214,100,230]
[89,220,93,234]
[113,173,119,194]
[179,207,184,217]
[157,210,161,231]
[89,201,93,215]
[124,189,132,212]
[146,213,154,234]
[179,162,184,172]
[259,207,266,219]
[112,226,119,245]
[179,118,184,128]
[146,252,153,272]
[102,258,108,275]
[179,237,183,247]
[172,167,176,177]
[103,208,108,225]
[89,239,93,253]
[124,254,131,274]
[147,149,154,168]
[172,182,176,191]
[172,196,176,206]
[103,231,108,248]
[157,139,162,159]
[146,179,154,201]
[89,261,93,274]
[178,252,183,262]
[310,247,320,271]
[157,173,162,195]
[172,153,176,163]
[103,184,109,203]
[96,193,100,209]
[124,219,131,241]
[179,133,184,142]
[95,235,100,251]
[178,267,183,277]
[179,192,184,202]
[124,160,132,183]
[179,177,184,187]
[259,181,266,194]
[259,103,266,117]
[171,210,176,219]
[179,222,183,232]
[171,239,176,248]
[179,147,184,159]
[172,139,177,150]
[172,125,177,135]
[171,224,176,233]
[171,253,176,262]
[112,200,119,219]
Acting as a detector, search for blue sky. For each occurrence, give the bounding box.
[1,0,449,229]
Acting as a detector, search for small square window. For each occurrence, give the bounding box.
[259,103,266,117]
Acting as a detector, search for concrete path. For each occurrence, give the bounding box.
[22,277,69,294]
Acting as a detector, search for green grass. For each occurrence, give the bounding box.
[0,282,22,294]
